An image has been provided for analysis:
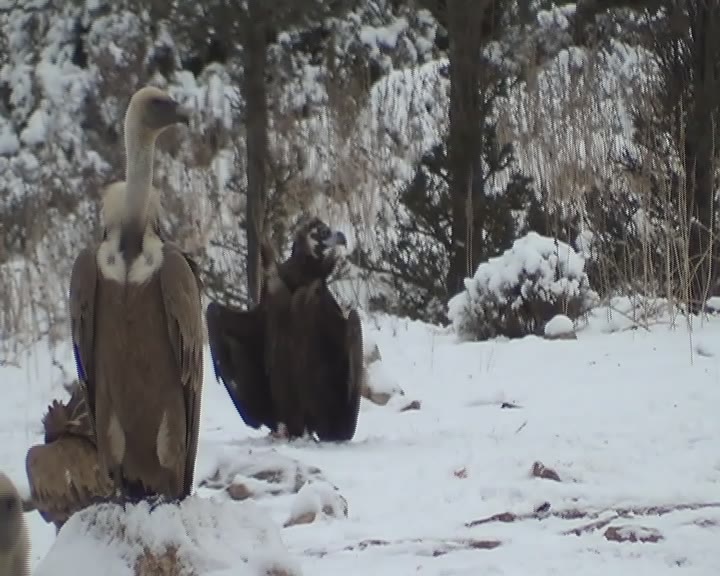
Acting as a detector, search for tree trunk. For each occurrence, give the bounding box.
[685,1,720,308]
[446,0,488,296]
[244,0,268,306]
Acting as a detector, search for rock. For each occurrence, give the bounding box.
[453,467,468,479]
[604,525,664,543]
[362,360,404,406]
[200,451,325,501]
[543,314,576,340]
[35,497,302,576]
[364,342,382,365]
[399,399,422,412]
[531,461,561,482]
[227,481,252,501]
[364,390,392,406]
[284,480,348,528]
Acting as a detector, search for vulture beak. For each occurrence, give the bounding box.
[175,103,191,126]
[324,230,347,248]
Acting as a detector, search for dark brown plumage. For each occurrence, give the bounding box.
[206,217,363,441]
[69,86,203,502]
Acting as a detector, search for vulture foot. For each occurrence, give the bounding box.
[269,423,289,440]
[110,492,177,512]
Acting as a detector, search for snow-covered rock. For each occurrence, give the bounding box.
[543,314,576,340]
[362,357,404,406]
[200,450,324,502]
[284,481,348,528]
[35,497,301,576]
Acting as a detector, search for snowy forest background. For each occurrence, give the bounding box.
[1,0,719,360]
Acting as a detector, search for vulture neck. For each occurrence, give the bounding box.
[280,252,331,292]
[121,126,156,262]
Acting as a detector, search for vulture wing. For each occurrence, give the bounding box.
[206,301,276,431]
[26,436,114,529]
[159,243,204,497]
[290,283,363,441]
[68,247,99,433]
[26,386,113,529]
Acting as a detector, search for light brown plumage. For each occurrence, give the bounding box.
[0,472,29,576]
[69,86,203,501]
[25,384,113,531]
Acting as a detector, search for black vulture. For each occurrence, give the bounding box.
[206,217,364,441]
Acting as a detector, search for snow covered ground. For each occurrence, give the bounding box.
[2,302,720,575]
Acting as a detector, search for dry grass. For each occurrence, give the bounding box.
[134,546,192,576]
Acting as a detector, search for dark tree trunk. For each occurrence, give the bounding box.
[244,0,268,306]
[446,0,489,296]
[685,1,720,307]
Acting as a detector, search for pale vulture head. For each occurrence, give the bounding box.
[0,472,24,552]
[124,86,190,142]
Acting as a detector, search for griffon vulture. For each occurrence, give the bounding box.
[25,383,113,531]
[0,472,29,576]
[206,217,364,441]
[69,86,203,502]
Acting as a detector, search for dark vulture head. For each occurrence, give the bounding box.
[290,217,347,280]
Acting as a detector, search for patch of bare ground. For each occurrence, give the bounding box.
[304,537,502,559]
[604,525,664,543]
[466,500,720,539]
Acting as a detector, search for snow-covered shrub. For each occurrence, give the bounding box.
[447,232,597,340]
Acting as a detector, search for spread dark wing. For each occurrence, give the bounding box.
[159,244,204,497]
[291,283,363,441]
[206,301,276,431]
[69,247,98,432]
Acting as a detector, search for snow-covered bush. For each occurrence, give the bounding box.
[447,232,597,340]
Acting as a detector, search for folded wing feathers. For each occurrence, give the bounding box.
[26,438,113,526]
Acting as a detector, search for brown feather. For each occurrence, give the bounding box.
[42,383,94,444]
[25,438,113,530]
[159,243,204,497]
[69,247,98,436]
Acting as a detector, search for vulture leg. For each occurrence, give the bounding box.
[206,301,276,431]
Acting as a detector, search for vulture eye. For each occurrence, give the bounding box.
[317,226,330,240]
[0,496,15,512]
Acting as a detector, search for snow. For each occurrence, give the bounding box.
[3,309,720,574]
[544,314,574,337]
[36,498,301,576]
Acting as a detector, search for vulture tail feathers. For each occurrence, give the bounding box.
[206,302,276,431]
[42,383,94,444]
